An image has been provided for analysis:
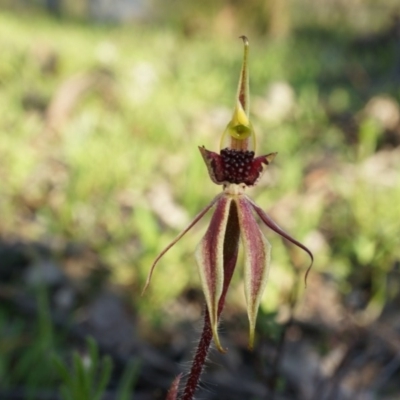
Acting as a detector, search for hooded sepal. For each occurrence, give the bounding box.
[237,35,250,116]
[220,36,256,152]
[142,193,223,295]
[236,196,271,350]
[195,195,233,353]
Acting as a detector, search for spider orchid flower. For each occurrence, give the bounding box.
[143,36,313,353]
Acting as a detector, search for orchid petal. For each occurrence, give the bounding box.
[195,195,233,353]
[142,193,223,295]
[236,196,271,350]
[247,196,314,285]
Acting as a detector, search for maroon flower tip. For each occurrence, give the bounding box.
[199,146,277,187]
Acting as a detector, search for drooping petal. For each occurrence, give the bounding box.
[195,195,233,353]
[236,196,271,350]
[247,196,314,284]
[142,193,223,295]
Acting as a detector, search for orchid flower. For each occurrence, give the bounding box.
[143,36,313,354]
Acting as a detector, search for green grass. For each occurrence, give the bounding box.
[0,8,399,323]
[1,6,400,399]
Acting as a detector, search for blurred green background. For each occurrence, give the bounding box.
[0,0,400,398]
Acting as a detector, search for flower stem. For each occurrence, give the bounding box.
[181,307,213,400]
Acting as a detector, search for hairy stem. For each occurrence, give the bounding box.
[181,307,213,400]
